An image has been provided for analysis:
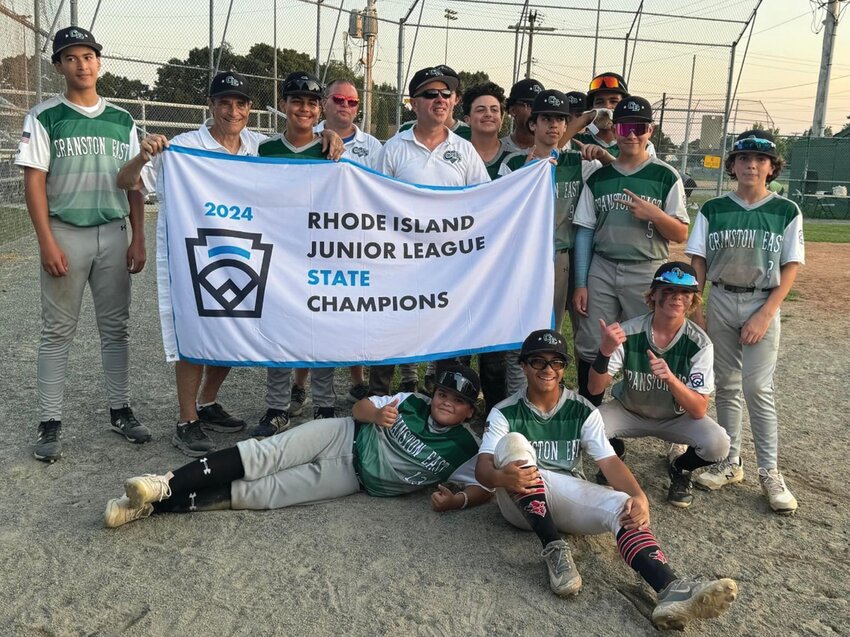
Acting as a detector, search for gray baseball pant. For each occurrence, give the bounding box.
[598,401,730,463]
[38,217,131,421]
[232,416,360,509]
[707,287,781,469]
[266,367,337,410]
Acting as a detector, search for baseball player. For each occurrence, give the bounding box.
[498,89,614,395]
[103,365,491,525]
[572,96,689,419]
[367,66,490,398]
[397,64,471,141]
[475,329,738,630]
[587,262,731,508]
[16,27,149,462]
[686,130,803,515]
[501,78,544,154]
[462,81,513,179]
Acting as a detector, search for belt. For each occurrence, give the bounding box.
[599,255,664,265]
[717,283,774,294]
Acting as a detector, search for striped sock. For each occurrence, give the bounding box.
[616,527,677,592]
[512,475,561,546]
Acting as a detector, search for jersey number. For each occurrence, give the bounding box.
[204,202,253,221]
[646,221,654,239]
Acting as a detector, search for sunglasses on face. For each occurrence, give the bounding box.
[733,136,776,153]
[526,357,567,371]
[330,94,359,108]
[416,88,453,100]
[589,75,625,91]
[615,122,651,137]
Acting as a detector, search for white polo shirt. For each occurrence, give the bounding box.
[377,125,490,186]
[146,123,267,362]
[314,120,383,170]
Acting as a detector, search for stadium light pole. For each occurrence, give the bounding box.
[444,9,457,65]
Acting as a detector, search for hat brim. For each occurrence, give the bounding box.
[280,90,323,99]
[727,147,778,159]
[519,347,569,362]
[410,75,459,97]
[612,115,653,123]
[51,41,102,62]
[210,90,252,101]
[650,281,699,293]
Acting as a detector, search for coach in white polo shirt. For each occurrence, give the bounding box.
[315,79,382,170]
[368,66,489,397]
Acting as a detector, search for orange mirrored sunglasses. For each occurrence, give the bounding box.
[589,76,624,91]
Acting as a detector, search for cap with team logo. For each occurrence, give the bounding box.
[51,26,102,63]
[530,89,571,117]
[650,262,700,292]
[506,79,544,107]
[587,71,629,99]
[728,129,778,159]
[209,71,251,101]
[565,91,587,113]
[281,71,324,98]
[613,95,653,123]
[519,329,570,362]
[409,66,460,97]
[434,364,481,405]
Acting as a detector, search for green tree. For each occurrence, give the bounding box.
[98,72,150,100]
[750,122,790,162]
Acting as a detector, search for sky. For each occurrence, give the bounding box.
[5,0,849,137]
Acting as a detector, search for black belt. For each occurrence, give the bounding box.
[717,283,774,294]
[599,255,664,265]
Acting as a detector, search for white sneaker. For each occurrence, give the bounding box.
[758,467,798,515]
[652,578,738,630]
[541,539,582,597]
[104,496,153,528]
[125,474,172,509]
[667,443,688,465]
[693,458,744,490]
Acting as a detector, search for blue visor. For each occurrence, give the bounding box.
[652,268,699,290]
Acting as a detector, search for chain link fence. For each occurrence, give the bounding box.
[2,0,767,245]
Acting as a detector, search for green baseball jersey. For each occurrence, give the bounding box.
[15,95,140,227]
[481,388,614,476]
[355,393,482,497]
[573,157,689,261]
[685,192,805,289]
[608,313,715,420]
[257,134,329,159]
[574,131,619,157]
[501,149,588,252]
[398,119,472,140]
[483,140,514,180]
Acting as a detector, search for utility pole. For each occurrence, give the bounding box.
[362,0,378,133]
[34,0,41,103]
[316,0,323,77]
[209,0,214,88]
[70,0,78,26]
[812,0,843,137]
[508,10,554,80]
[444,8,457,66]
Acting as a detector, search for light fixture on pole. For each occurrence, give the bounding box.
[444,8,457,65]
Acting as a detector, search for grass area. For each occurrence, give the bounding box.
[802,219,850,243]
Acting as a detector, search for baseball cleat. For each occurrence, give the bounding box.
[667,467,694,508]
[346,383,369,404]
[197,402,245,433]
[172,421,216,457]
[34,419,63,463]
[758,468,798,515]
[250,409,291,438]
[541,539,583,597]
[652,577,738,630]
[693,458,743,491]
[104,496,153,528]
[313,406,335,419]
[290,384,308,416]
[125,474,172,509]
[110,405,152,443]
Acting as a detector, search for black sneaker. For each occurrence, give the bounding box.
[198,402,246,433]
[172,420,216,457]
[110,404,152,443]
[250,409,291,438]
[346,383,369,404]
[668,467,694,508]
[313,406,335,419]
[400,380,418,393]
[422,374,436,397]
[34,419,63,463]
[290,384,308,416]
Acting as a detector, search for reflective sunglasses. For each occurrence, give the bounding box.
[653,268,699,290]
[330,94,359,108]
[733,136,776,153]
[615,122,651,137]
[589,75,625,91]
[526,357,567,371]
[436,371,478,402]
[415,88,453,100]
[283,78,323,94]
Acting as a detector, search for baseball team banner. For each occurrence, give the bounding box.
[160,146,555,366]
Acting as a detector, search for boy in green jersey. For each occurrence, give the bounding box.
[15,27,150,461]
[475,329,737,630]
[686,130,803,515]
[103,365,491,526]
[463,82,513,180]
[588,262,730,508]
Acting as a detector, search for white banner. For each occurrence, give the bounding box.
[160,146,555,367]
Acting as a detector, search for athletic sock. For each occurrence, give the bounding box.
[672,446,712,473]
[512,475,561,546]
[168,446,245,494]
[152,484,231,514]
[728,456,741,466]
[616,527,678,593]
[196,400,215,409]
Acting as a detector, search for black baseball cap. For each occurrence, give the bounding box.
[519,329,570,363]
[434,364,481,405]
[565,91,587,113]
[650,262,699,292]
[52,26,102,63]
[209,71,251,101]
[506,79,544,107]
[531,89,571,117]
[613,95,653,123]
[587,72,628,98]
[409,66,459,97]
[728,129,779,159]
[281,71,323,98]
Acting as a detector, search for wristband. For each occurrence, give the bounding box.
[592,351,611,375]
[459,490,469,510]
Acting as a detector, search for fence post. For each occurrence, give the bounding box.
[397,19,404,133]
[717,42,736,196]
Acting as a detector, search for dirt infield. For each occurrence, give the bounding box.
[0,222,848,636]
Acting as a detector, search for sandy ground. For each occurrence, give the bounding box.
[1,220,848,636]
